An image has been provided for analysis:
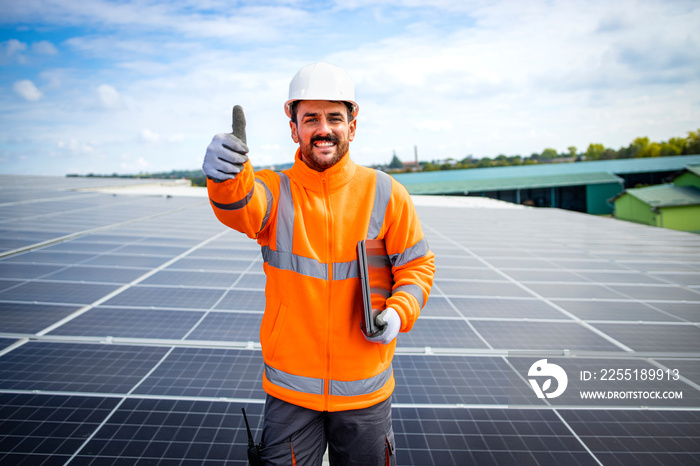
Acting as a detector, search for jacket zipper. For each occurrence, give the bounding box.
[321,173,333,410]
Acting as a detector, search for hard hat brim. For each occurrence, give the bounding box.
[284,99,359,119]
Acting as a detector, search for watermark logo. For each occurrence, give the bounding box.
[528,359,568,399]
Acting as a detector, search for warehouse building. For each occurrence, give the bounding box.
[612,164,700,233]
[392,155,700,215]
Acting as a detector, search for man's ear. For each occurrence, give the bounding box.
[290,121,299,143]
[348,118,357,142]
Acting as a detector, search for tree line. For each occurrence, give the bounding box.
[390,128,700,172]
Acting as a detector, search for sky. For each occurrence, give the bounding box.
[1,0,699,176]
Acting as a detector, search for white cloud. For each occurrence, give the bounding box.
[97,84,120,108]
[13,79,42,101]
[31,40,58,55]
[1,39,58,64]
[139,128,160,143]
[5,1,311,44]
[2,39,27,57]
[38,69,70,90]
[1,39,28,65]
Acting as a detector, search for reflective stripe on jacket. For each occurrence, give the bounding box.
[207,149,435,411]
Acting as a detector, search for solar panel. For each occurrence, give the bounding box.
[214,290,267,312]
[70,398,263,464]
[104,286,226,309]
[142,270,242,288]
[419,296,461,317]
[551,299,683,322]
[398,319,491,349]
[185,313,263,342]
[469,321,624,351]
[393,407,596,465]
[0,302,82,333]
[6,250,97,265]
[392,355,534,406]
[48,308,205,339]
[558,409,700,465]
[589,323,700,352]
[449,297,567,319]
[0,393,121,464]
[133,348,265,399]
[0,281,120,304]
[170,257,254,272]
[0,338,19,351]
[84,254,174,268]
[0,342,170,393]
[0,262,63,279]
[0,176,698,464]
[44,265,149,284]
[653,302,700,321]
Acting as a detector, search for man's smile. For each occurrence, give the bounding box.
[311,135,339,149]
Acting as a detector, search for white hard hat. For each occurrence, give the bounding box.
[284,62,359,118]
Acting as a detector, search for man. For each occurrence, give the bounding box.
[202,62,435,465]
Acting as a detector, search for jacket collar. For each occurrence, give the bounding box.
[288,148,357,192]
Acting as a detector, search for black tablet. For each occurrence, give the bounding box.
[357,239,394,337]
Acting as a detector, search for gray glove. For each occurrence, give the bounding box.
[202,105,249,182]
[364,307,401,345]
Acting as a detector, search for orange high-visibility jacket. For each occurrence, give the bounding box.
[207,149,435,412]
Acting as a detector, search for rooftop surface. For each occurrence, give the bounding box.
[623,184,700,208]
[401,171,624,195]
[685,164,700,177]
[1,175,699,465]
[392,155,700,197]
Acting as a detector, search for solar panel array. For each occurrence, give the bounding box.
[1,174,699,465]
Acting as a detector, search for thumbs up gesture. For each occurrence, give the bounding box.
[202,105,249,182]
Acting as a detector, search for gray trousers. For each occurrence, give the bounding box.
[259,395,396,466]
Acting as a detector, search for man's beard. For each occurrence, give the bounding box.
[300,133,349,172]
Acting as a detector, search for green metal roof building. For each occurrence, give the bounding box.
[673,164,700,189]
[612,164,700,233]
[392,155,700,215]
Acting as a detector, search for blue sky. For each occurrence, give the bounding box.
[1,0,699,176]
